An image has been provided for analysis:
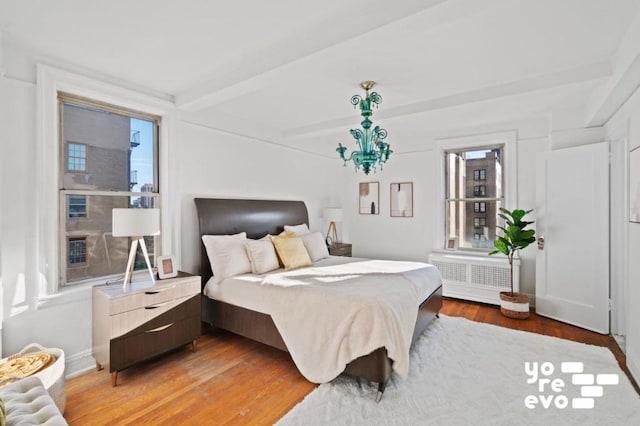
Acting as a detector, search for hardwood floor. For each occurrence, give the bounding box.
[64,299,637,425]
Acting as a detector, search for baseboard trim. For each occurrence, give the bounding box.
[626,344,640,387]
[65,349,95,379]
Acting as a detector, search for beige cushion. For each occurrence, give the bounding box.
[301,232,330,262]
[245,237,280,274]
[284,223,310,235]
[202,232,252,284]
[271,235,312,270]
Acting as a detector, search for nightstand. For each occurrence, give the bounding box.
[92,271,201,386]
[329,242,352,257]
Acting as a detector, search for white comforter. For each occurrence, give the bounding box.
[258,259,441,383]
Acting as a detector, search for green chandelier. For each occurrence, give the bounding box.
[337,81,392,174]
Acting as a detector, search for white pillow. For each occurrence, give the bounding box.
[284,223,310,235]
[245,238,280,274]
[202,232,252,284]
[302,232,330,262]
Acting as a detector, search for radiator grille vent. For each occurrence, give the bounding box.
[431,261,466,282]
[470,265,510,290]
[428,253,520,305]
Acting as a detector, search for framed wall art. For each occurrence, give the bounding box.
[630,145,640,223]
[359,182,379,215]
[390,182,413,217]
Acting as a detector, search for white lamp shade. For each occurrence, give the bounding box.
[112,208,160,237]
[323,208,343,222]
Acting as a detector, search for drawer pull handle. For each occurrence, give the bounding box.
[145,323,173,333]
[145,285,176,295]
[145,301,170,310]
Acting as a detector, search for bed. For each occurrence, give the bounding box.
[195,197,443,401]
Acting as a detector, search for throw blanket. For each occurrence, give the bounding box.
[260,260,441,383]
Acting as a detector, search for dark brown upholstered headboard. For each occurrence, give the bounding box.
[194,198,309,286]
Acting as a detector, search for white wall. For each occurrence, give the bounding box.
[339,150,438,262]
[0,46,340,375]
[339,127,550,298]
[607,83,640,383]
[175,119,340,275]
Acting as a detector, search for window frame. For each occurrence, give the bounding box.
[436,131,517,253]
[37,64,173,295]
[58,94,162,287]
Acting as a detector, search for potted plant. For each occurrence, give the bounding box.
[489,208,536,319]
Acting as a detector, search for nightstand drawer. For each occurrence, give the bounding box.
[110,314,200,372]
[109,277,200,315]
[110,294,196,338]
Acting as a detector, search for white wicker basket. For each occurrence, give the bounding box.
[2,343,66,413]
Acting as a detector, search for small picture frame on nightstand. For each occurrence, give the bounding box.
[157,256,178,279]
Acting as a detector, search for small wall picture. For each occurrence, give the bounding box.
[390,182,413,217]
[157,255,178,279]
[359,182,380,215]
[445,237,458,250]
[630,146,640,223]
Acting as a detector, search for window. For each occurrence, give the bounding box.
[68,237,87,265]
[474,217,486,228]
[473,185,486,197]
[59,93,160,285]
[67,143,87,171]
[473,169,486,181]
[473,202,487,213]
[445,146,503,250]
[67,195,87,219]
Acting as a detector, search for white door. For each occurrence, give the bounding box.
[535,142,609,334]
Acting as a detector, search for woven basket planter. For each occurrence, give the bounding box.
[499,292,530,319]
[0,343,66,413]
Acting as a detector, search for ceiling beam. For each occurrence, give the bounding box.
[174,0,448,111]
[585,9,640,126]
[284,61,611,139]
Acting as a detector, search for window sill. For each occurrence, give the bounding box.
[36,282,94,310]
[432,249,491,257]
[35,271,156,310]
[430,248,520,259]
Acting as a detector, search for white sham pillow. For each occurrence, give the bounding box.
[302,231,330,262]
[284,223,310,235]
[245,238,280,274]
[202,232,252,284]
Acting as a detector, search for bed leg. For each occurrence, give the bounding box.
[375,381,387,403]
[436,313,440,318]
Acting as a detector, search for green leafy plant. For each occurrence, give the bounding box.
[489,208,536,295]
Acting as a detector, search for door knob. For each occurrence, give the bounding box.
[537,236,545,250]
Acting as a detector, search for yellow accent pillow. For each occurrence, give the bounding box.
[271,235,312,270]
[273,232,295,266]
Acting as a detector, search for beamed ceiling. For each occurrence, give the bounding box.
[2,0,640,155]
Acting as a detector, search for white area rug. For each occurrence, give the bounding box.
[277,315,640,425]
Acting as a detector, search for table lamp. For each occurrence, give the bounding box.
[112,208,160,287]
[323,208,343,245]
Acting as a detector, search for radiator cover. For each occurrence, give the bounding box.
[428,253,520,305]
